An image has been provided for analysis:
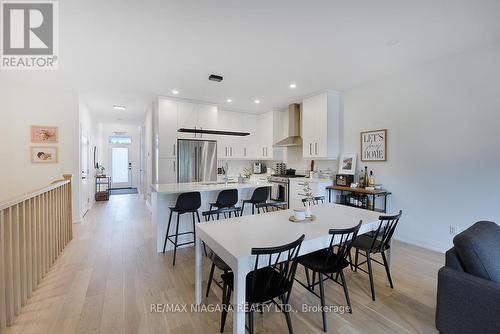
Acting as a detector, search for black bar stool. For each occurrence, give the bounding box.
[240,187,270,215]
[162,192,201,266]
[208,189,239,220]
[255,200,288,213]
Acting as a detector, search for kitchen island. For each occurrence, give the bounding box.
[151,181,272,253]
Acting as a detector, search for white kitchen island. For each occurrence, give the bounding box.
[151,181,272,253]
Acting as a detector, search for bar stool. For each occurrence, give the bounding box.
[162,192,201,266]
[255,200,288,213]
[208,189,239,220]
[240,187,270,215]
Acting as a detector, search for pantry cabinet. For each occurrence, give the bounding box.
[302,91,341,159]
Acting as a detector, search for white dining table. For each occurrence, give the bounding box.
[194,203,384,334]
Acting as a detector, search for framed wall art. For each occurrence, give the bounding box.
[31,146,58,163]
[338,153,357,175]
[361,129,387,162]
[31,125,59,143]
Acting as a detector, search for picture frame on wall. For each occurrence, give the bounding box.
[338,153,357,175]
[31,125,59,143]
[31,146,58,163]
[361,129,387,161]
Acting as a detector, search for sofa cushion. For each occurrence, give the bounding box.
[453,221,500,283]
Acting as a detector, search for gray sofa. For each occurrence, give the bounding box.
[436,221,500,334]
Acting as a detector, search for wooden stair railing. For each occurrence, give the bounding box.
[0,174,73,333]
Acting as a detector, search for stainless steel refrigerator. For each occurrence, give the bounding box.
[177,139,217,183]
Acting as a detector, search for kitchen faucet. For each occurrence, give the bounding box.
[223,162,229,186]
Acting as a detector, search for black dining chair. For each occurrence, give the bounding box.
[162,192,201,266]
[220,235,305,334]
[208,189,239,220]
[351,210,402,301]
[240,186,270,215]
[296,222,362,332]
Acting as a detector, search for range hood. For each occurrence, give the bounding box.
[273,103,302,147]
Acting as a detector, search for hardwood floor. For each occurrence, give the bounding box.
[6,194,443,334]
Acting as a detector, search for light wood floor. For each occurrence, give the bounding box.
[6,194,443,334]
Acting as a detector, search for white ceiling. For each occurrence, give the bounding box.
[3,0,500,123]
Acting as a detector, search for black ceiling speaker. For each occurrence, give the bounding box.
[209,74,223,82]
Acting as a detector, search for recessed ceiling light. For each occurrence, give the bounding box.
[113,105,126,111]
[254,99,260,104]
[172,89,179,95]
[227,98,232,103]
[387,39,399,46]
[289,83,297,89]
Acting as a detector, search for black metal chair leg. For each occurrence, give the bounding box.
[305,267,311,288]
[348,251,354,271]
[280,294,294,334]
[251,204,255,215]
[318,273,327,332]
[192,212,196,239]
[366,251,376,301]
[172,213,180,266]
[381,251,394,288]
[196,210,201,223]
[240,202,246,216]
[339,269,352,313]
[220,283,229,333]
[163,210,173,253]
[206,262,216,297]
[248,308,254,334]
[354,248,359,272]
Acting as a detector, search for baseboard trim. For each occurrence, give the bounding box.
[393,236,448,254]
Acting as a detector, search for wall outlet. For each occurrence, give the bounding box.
[449,225,460,236]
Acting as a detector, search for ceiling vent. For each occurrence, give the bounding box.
[209,74,223,82]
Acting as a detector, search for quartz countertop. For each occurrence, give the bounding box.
[151,181,272,195]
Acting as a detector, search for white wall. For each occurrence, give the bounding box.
[343,43,500,252]
[79,102,101,216]
[143,110,154,204]
[100,123,141,188]
[0,79,80,223]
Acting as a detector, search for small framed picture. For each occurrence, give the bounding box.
[31,146,58,163]
[31,125,58,143]
[361,129,387,161]
[338,153,357,175]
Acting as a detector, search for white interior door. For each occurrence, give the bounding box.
[111,147,132,188]
[80,127,90,217]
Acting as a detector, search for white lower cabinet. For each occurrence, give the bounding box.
[158,158,177,183]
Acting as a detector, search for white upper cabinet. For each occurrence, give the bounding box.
[256,111,274,160]
[217,110,243,159]
[177,101,218,139]
[302,91,341,159]
[158,98,178,158]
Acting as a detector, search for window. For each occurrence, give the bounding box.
[108,136,132,145]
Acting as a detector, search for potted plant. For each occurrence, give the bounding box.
[302,182,314,218]
[241,167,253,183]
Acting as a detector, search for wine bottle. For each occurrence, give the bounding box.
[364,166,369,187]
[369,170,375,187]
[359,169,365,188]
